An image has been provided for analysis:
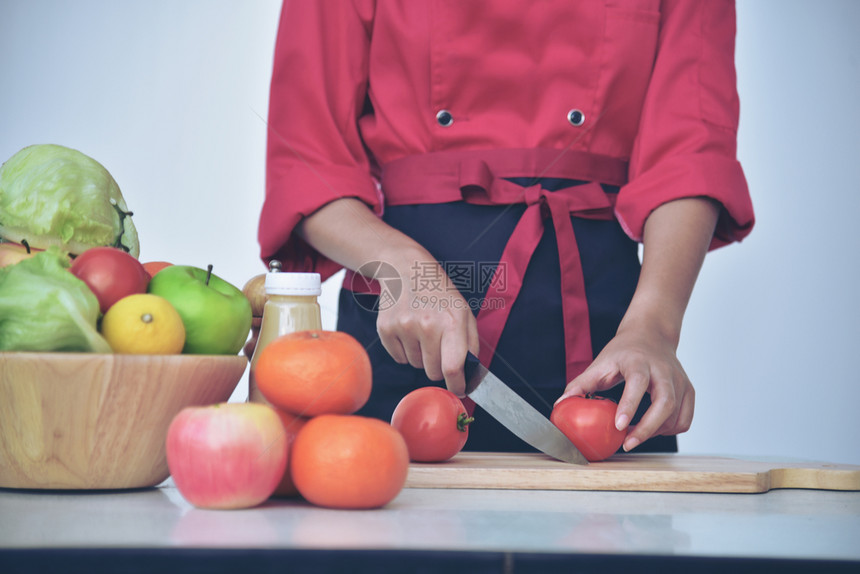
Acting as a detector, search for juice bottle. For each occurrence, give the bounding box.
[248,267,322,404]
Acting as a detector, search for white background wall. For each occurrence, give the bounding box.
[2,1,858,465]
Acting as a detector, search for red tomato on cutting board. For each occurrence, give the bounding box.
[391,386,473,462]
[550,395,626,462]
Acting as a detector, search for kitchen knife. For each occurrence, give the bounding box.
[463,353,588,465]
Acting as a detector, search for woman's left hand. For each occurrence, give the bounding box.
[556,318,694,452]
[555,197,719,451]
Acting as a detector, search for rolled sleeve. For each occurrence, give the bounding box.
[258,0,381,279]
[259,162,381,279]
[615,0,754,250]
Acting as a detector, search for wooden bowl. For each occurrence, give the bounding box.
[0,352,247,490]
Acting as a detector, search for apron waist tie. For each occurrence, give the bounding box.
[345,148,627,383]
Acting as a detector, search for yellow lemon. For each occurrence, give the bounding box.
[101,293,186,354]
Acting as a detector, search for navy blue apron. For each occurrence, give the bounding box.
[338,177,677,454]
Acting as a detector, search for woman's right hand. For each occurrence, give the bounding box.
[295,198,479,396]
[375,249,480,397]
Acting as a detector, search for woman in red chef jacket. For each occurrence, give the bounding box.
[257,0,754,454]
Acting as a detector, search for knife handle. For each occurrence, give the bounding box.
[463,352,484,393]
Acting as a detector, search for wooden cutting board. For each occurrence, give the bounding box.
[405,452,860,493]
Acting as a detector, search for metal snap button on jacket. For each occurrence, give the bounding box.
[567,109,585,126]
[436,109,454,127]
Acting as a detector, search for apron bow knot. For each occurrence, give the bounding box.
[347,148,630,383]
[455,157,616,381]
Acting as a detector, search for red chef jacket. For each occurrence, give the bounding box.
[258,0,754,386]
[260,0,753,267]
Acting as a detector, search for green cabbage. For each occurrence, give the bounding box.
[0,249,112,353]
[0,144,139,257]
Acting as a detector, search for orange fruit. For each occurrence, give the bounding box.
[254,330,372,417]
[290,414,409,509]
[100,293,185,354]
[271,408,309,498]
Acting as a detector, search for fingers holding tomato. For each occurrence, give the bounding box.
[556,324,697,453]
[390,386,473,462]
[621,375,695,452]
[612,360,695,452]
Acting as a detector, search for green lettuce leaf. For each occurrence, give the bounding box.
[0,249,112,353]
[0,144,139,257]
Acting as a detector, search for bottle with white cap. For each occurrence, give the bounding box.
[248,262,322,404]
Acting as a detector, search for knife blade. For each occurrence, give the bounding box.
[463,353,588,465]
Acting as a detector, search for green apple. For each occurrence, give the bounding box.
[148,264,252,355]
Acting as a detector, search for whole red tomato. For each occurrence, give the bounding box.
[550,395,626,462]
[70,246,150,313]
[391,386,473,462]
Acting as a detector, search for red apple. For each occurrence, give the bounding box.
[166,402,288,510]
